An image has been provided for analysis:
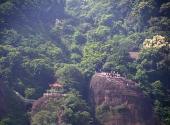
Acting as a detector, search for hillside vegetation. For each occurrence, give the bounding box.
[0,0,170,125]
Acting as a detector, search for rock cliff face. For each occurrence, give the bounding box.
[31,94,63,115]
[90,73,159,125]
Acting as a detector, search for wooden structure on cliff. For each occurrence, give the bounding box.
[43,82,64,97]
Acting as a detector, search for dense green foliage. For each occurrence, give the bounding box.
[136,35,170,124]
[31,92,93,125]
[0,0,170,124]
[0,83,29,125]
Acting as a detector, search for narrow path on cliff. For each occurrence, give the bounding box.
[14,90,36,104]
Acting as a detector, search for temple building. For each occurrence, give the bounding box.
[49,82,63,90]
[43,82,64,97]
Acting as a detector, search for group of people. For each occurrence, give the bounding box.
[105,71,131,87]
[95,69,122,78]
[105,71,121,78]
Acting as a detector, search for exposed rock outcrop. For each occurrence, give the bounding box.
[90,73,159,125]
[31,94,64,115]
[31,82,66,124]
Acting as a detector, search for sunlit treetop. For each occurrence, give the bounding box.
[143,35,170,49]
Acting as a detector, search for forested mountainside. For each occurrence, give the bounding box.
[0,0,170,125]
